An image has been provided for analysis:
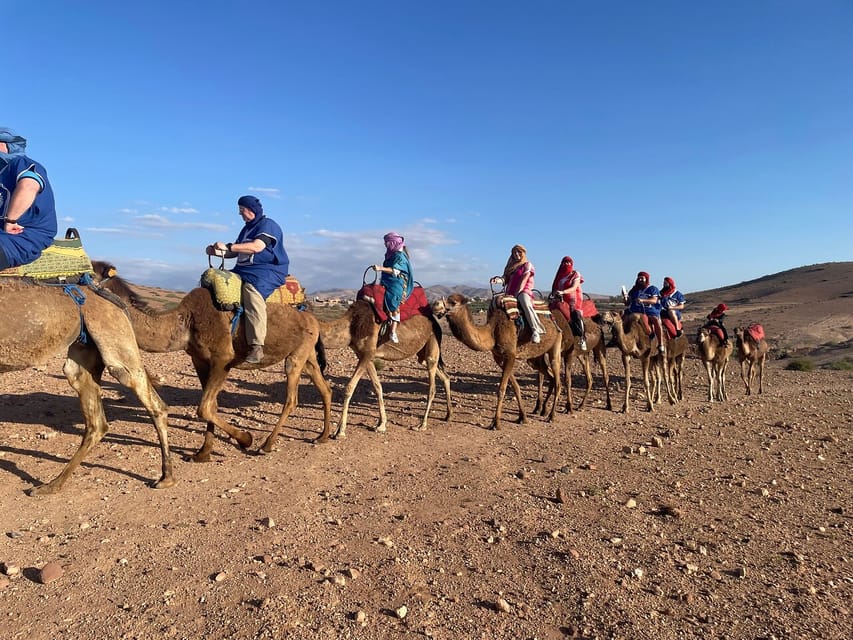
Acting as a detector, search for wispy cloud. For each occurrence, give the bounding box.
[248,187,282,199]
[160,206,199,215]
[135,214,228,231]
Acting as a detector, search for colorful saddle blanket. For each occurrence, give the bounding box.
[266,276,306,305]
[548,297,599,323]
[493,294,552,320]
[201,268,307,312]
[0,228,93,281]
[745,323,765,343]
[357,283,430,323]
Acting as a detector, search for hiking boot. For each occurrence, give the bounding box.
[580,337,588,351]
[245,345,264,364]
[390,332,399,344]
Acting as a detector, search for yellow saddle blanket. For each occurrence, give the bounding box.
[0,228,93,280]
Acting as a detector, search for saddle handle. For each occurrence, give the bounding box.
[65,227,80,240]
[208,255,227,270]
[363,265,379,286]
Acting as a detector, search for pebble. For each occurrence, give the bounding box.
[395,605,408,619]
[556,486,567,504]
[214,571,228,582]
[496,597,511,613]
[261,517,275,528]
[651,436,664,448]
[734,566,747,578]
[625,498,637,509]
[7,531,23,539]
[355,610,367,623]
[2,564,20,577]
[38,562,64,584]
[345,567,361,580]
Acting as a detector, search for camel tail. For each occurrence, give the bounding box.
[315,335,328,374]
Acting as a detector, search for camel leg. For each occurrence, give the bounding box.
[305,358,333,442]
[363,362,388,433]
[333,360,367,440]
[757,356,765,394]
[642,357,655,413]
[414,357,439,431]
[620,353,632,413]
[576,352,595,412]
[260,356,308,453]
[436,365,453,422]
[103,351,175,489]
[545,348,562,422]
[191,356,253,462]
[741,360,751,395]
[29,346,108,496]
[490,356,520,430]
[599,347,612,411]
[704,361,715,402]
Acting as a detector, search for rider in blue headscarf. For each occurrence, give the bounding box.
[373,232,413,344]
[0,127,57,270]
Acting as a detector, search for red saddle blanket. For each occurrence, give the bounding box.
[548,297,599,323]
[706,325,726,343]
[357,283,430,323]
[662,318,678,339]
[746,323,765,343]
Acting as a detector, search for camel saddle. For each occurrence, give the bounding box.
[493,294,553,321]
[662,317,679,339]
[201,266,307,312]
[0,228,93,282]
[357,282,430,323]
[746,323,765,343]
[548,297,599,324]
[705,324,726,343]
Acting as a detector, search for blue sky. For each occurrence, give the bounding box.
[7,1,852,295]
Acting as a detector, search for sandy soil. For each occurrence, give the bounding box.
[1,264,851,640]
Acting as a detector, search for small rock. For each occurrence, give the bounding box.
[496,597,511,613]
[633,567,644,579]
[38,562,64,584]
[651,436,664,448]
[556,486,567,504]
[331,575,346,586]
[395,605,408,619]
[355,610,366,623]
[7,531,23,539]
[734,566,747,578]
[2,564,20,577]
[214,571,228,582]
[709,569,723,581]
[625,498,637,509]
[568,548,580,560]
[261,517,275,528]
[345,567,361,580]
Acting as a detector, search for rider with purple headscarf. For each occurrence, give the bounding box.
[0,127,57,270]
[373,232,413,343]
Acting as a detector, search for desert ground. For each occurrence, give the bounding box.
[1,263,851,640]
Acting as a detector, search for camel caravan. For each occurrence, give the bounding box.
[1,231,775,495]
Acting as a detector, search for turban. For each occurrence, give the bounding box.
[237,195,263,217]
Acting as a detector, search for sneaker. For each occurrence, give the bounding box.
[658,344,665,354]
[390,332,399,344]
[245,345,264,364]
[532,331,542,344]
[579,337,588,351]
[676,329,683,337]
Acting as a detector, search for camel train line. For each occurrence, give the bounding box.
[2,261,771,495]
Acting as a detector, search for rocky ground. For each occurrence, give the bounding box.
[1,264,851,640]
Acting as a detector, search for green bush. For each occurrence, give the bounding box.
[786,358,815,372]
[826,359,853,371]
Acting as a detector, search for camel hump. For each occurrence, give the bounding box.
[746,324,765,343]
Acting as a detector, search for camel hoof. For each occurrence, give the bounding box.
[188,453,211,463]
[332,431,346,440]
[313,435,330,444]
[27,484,58,497]
[374,425,387,434]
[153,477,177,489]
[236,431,253,450]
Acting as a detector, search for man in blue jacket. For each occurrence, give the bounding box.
[206,195,289,364]
[0,127,57,270]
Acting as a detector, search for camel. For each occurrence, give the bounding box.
[431,293,562,429]
[0,278,174,494]
[658,333,689,404]
[316,300,452,437]
[91,262,332,460]
[534,313,611,414]
[601,311,663,413]
[735,326,769,395]
[696,326,733,402]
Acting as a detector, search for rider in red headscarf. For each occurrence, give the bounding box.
[705,303,730,346]
[660,276,686,337]
[550,256,587,350]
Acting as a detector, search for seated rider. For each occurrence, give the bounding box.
[551,255,587,350]
[491,244,547,344]
[705,303,729,346]
[372,232,413,344]
[0,127,58,270]
[623,271,665,354]
[660,276,686,337]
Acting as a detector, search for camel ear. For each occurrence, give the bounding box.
[107,267,117,278]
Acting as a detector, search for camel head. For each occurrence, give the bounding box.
[432,293,469,319]
[90,260,118,282]
[696,326,710,344]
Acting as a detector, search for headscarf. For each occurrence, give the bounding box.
[237,195,263,217]
[709,303,728,319]
[502,244,527,281]
[0,127,28,160]
[661,277,676,296]
[551,256,575,292]
[383,232,405,259]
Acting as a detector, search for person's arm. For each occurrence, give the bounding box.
[207,238,266,257]
[3,176,41,233]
